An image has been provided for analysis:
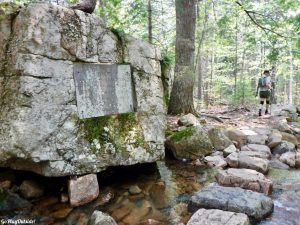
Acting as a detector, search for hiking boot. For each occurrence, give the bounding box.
[265,109,269,115]
[259,109,262,116]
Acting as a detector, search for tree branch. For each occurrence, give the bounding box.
[235,1,288,39]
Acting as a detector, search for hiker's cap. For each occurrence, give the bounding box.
[263,70,270,74]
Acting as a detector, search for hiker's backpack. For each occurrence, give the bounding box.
[258,77,267,88]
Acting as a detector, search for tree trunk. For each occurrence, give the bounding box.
[233,11,238,98]
[148,0,153,44]
[168,0,197,115]
[288,42,293,105]
[270,62,277,104]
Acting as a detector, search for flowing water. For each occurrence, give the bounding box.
[1,160,300,225]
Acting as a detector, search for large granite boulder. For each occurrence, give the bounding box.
[165,126,214,160]
[188,186,274,220]
[187,209,249,225]
[0,3,166,176]
[226,152,269,174]
[216,168,272,195]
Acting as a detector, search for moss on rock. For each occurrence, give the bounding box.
[81,112,148,156]
[169,127,194,142]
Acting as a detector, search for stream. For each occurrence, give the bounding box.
[1,158,300,225]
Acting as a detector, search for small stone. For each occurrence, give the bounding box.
[272,141,295,156]
[129,185,142,194]
[140,219,164,225]
[68,174,99,207]
[269,159,290,170]
[89,211,117,225]
[281,132,298,146]
[204,155,227,168]
[61,193,69,203]
[223,144,237,157]
[267,130,282,149]
[20,180,44,199]
[0,180,12,189]
[187,209,249,225]
[178,113,200,127]
[279,152,296,167]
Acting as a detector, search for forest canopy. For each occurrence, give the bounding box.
[11,0,300,107]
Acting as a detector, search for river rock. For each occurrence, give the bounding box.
[238,150,270,159]
[208,127,232,151]
[178,114,200,127]
[272,141,295,156]
[241,144,271,159]
[271,118,293,134]
[187,209,249,225]
[226,152,269,174]
[216,168,272,195]
[68,174,99,207]
[0,3,165,177]
[188,186,274,220]
[247,134,268,145]
[89,211,117,225]
[204,155,227,168]
[19,180,44,199]
[223,144,237,157]
[0,189,32,212]
[225,129,247,148]
[267,130,282,149]
[129,185,142,195]
[279,152,296,167]
[281,132,298,146]
[165,126,214,160]
[269,159,290,170]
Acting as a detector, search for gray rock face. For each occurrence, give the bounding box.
[89,211,117,225]
[0,3,165,176]
[187,209,250,225]
[208,127,232,151]
[165,126,214,160]
[272,141,295,156]
[188,186,274,220]
[226,152,269,174]
[216,168,272,195]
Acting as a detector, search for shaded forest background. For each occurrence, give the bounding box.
[14,0,300,107]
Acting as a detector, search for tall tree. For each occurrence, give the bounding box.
[148,0,153,43]
[168,0,197,114]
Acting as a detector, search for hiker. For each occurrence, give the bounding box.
[256,70,272,116]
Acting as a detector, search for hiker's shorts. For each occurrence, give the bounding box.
[259,90,270,99]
